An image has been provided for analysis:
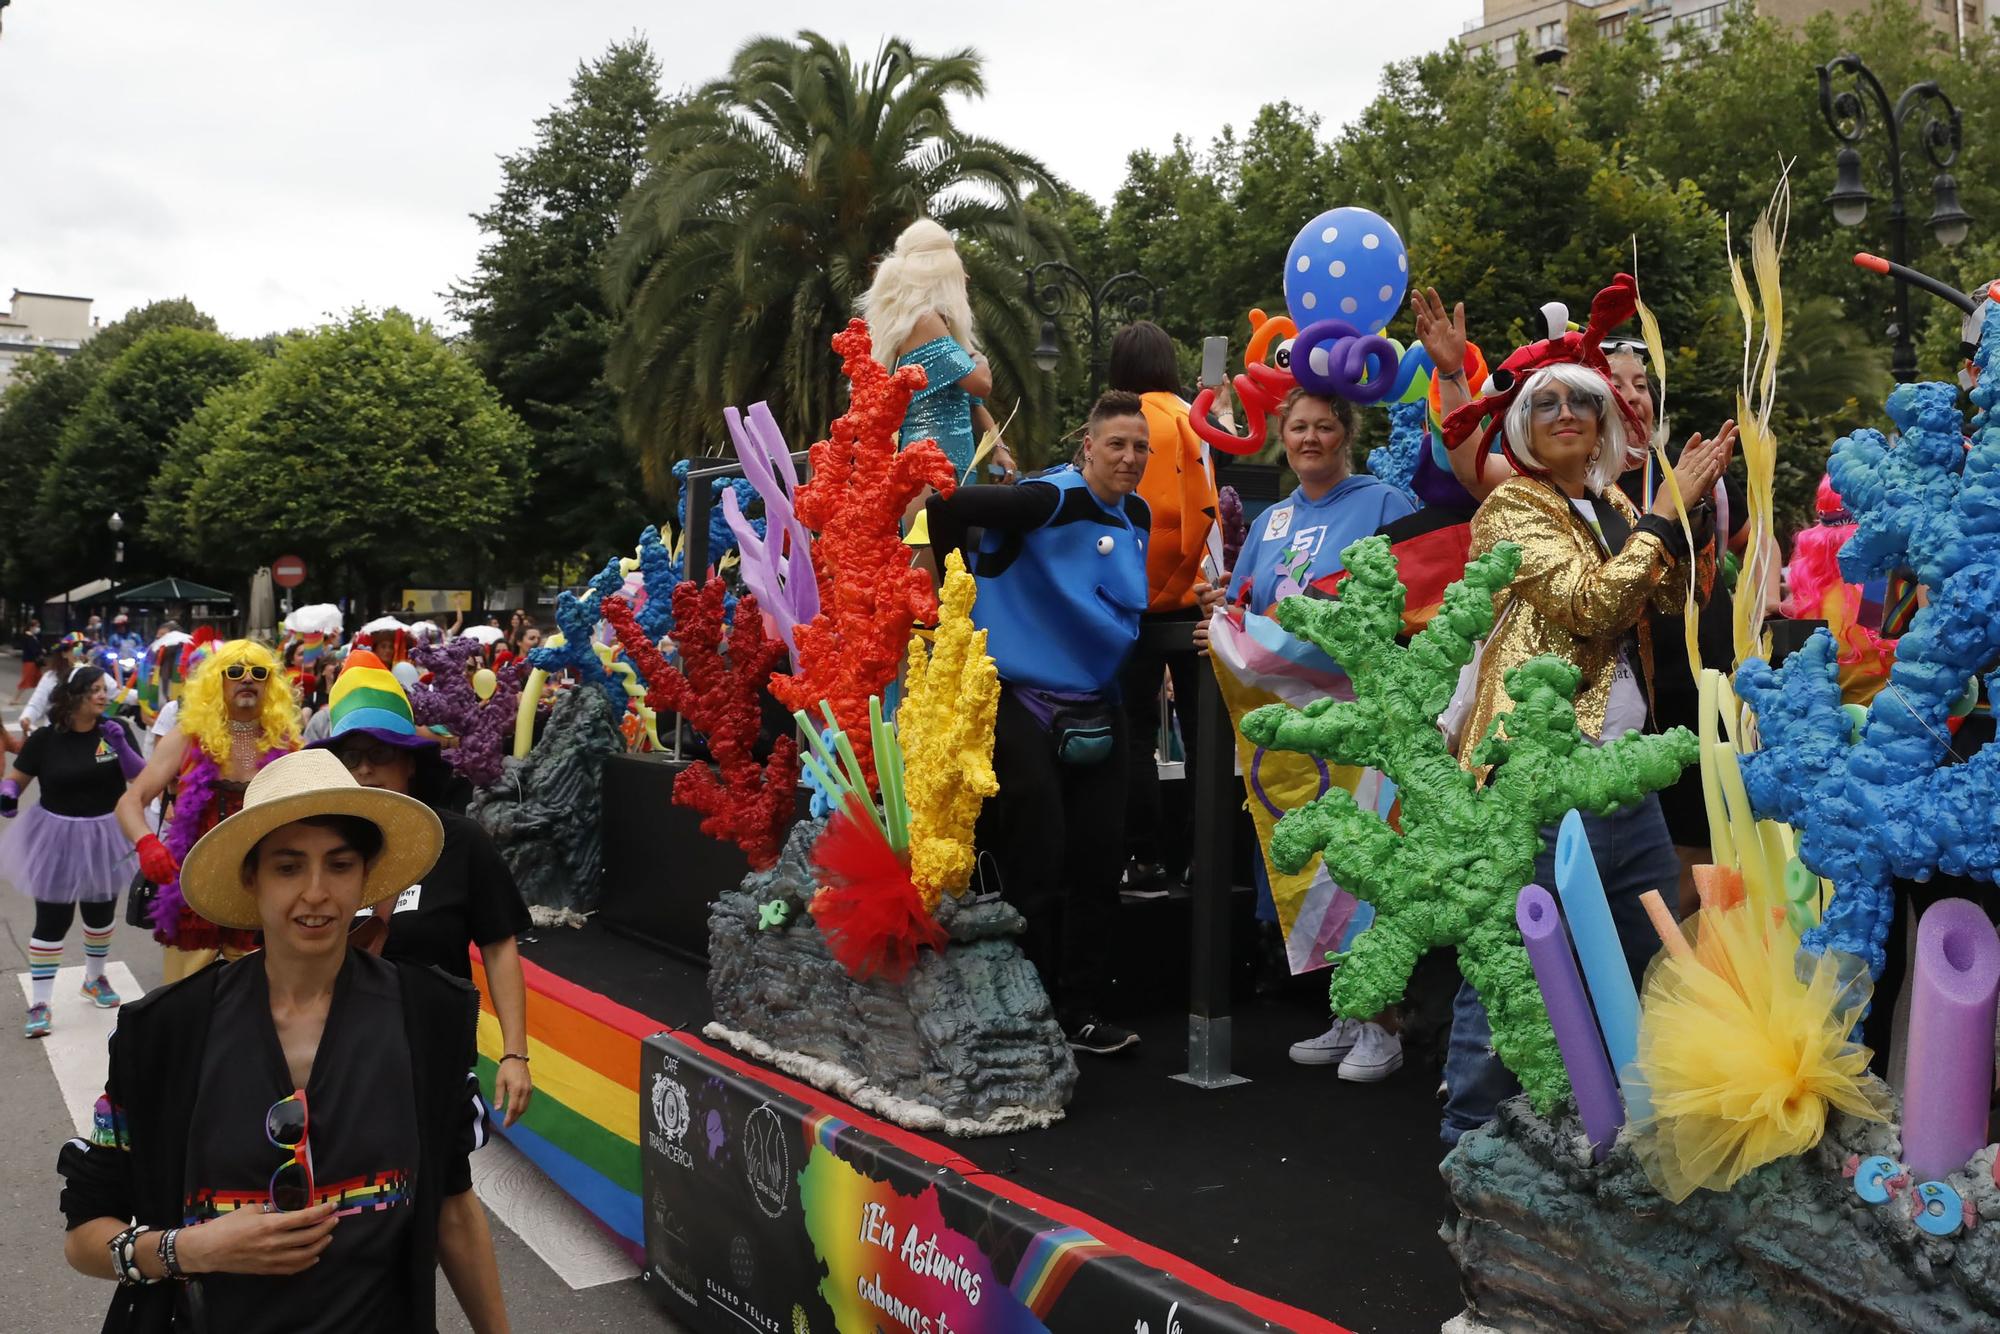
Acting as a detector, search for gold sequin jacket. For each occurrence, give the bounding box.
[1458,476,1711,765]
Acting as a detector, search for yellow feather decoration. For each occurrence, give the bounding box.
[898,551,1000,910]
[1631,255,1703,687]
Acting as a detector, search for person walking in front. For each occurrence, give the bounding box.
[314,651,535,1126]
[1,665,143,1037]
[58,748,511,1332]
[926,391,1152,1054]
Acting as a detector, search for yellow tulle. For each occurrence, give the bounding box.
[1629,906,1891,1202]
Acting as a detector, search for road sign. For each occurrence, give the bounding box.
[272,555,307,589]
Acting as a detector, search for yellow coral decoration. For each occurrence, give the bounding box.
[898,550,999,910]
[1629,904,1889,1202]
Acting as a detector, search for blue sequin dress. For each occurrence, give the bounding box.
[894,335,980,477]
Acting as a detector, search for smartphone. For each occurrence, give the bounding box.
[1199,335,1228,389]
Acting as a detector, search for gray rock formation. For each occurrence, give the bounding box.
[471,687,622,917]
[705,818,1078,1136]
[1443,1095,2000,1332]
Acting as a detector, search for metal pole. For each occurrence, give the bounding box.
[1172,620,1248,1089]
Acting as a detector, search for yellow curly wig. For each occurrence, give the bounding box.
[177,640,300,761]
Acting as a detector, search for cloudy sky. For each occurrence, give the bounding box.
[1,0,1478,338]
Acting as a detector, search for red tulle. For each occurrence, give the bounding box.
[809,806,947,983]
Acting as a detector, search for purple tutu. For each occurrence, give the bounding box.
[0,805,136,904]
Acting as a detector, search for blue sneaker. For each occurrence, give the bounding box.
[80,976,121,1009]
[24,1004,51,1039]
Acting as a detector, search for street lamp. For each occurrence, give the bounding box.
[108,511,124,605]
[1818,53,1971,383]
[1024,261,1161,400]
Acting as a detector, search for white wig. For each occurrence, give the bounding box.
[1503,363,1629,494]
[858,218,977,369]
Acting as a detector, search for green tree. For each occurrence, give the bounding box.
[39,328,258,579]
[169,311,530,601]
[0,297,218,600]
[448,37,669,575]
[605,30,1068,497]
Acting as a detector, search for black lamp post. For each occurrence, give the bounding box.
[107,511,124,614]
[1819,53,1972,384]
[1025,262,1160,400]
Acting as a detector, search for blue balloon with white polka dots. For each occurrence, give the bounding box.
[1283,207,1409,335]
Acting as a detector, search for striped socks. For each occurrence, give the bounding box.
[27,938,62,1009]
[82,923,113,983]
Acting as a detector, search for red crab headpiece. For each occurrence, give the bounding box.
[1441,273,1653,487]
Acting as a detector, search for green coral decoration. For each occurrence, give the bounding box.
[1241,536,1699,1114]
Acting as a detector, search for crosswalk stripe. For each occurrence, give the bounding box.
[18,963,143,1137]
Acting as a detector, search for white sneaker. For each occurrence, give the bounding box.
[1288,1017,1362,1066]
[1337,1022,1404,1082]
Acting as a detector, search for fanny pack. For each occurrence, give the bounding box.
[1050,699,1116,766]
[1013,685,1118,766]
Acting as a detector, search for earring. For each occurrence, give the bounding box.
[1589,445,1602,465]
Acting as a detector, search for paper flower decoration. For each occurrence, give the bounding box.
[1240,536,1698,1113]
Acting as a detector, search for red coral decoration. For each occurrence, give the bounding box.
[603,579,798,870]
[771,319,957,786]
[810,804,947,983]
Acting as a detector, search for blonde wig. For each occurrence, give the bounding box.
[859,218,977,369]
[178,639,300,761]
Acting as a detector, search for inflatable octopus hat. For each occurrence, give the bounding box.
[1441,272,1653,489]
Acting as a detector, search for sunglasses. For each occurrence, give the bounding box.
[1528,391,1606,422]
[266,1090,314,1212]
[1599,338,1648,357]
[223,663,272,683]
[334,740,405,771]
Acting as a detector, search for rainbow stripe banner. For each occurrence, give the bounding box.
[470,951,650,1263]
[1208,608,1383,974]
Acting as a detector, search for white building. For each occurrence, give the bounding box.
[0,289,96,394]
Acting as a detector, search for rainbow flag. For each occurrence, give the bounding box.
[1208,609,1384,975]
[470,951,648,1263]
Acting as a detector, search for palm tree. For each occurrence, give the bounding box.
[605,31,1070,498]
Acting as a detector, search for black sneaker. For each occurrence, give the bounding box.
[1066,1018,1140,1055]
[1120,861,1170,900]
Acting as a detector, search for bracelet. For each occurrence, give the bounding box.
[499,1053,530,1065]
[1439,367,1467,383]
[157,1227,187,1281]
[108,1224,158,1286]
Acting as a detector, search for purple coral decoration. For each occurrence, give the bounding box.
[1738,338,2000,979]
[410,639,526,788]
[723,401,818,661]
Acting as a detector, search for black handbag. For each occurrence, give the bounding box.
[124,870,156,930]
[126,789,172,929]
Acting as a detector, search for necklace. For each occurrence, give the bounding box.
[227,719,260,776]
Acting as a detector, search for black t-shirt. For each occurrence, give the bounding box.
[13,724,129,816]
[184,951,477,1333]
[19,633,43,664]
[380,810,532,982]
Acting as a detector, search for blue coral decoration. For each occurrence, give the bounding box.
[1368,400,1427,504]
[526,554,628,713]
[1737,323,2000,979]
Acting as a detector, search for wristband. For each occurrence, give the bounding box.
[158,1226,186,1280]
[1439,367,1467,383]
[499,1053,530,1065]
[109,1224,158,1286]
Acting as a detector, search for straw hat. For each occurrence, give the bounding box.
[179,749,444,930]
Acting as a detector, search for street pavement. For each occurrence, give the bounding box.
[0,655,676,1330]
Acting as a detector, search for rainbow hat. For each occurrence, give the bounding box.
[309,649,437,751]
